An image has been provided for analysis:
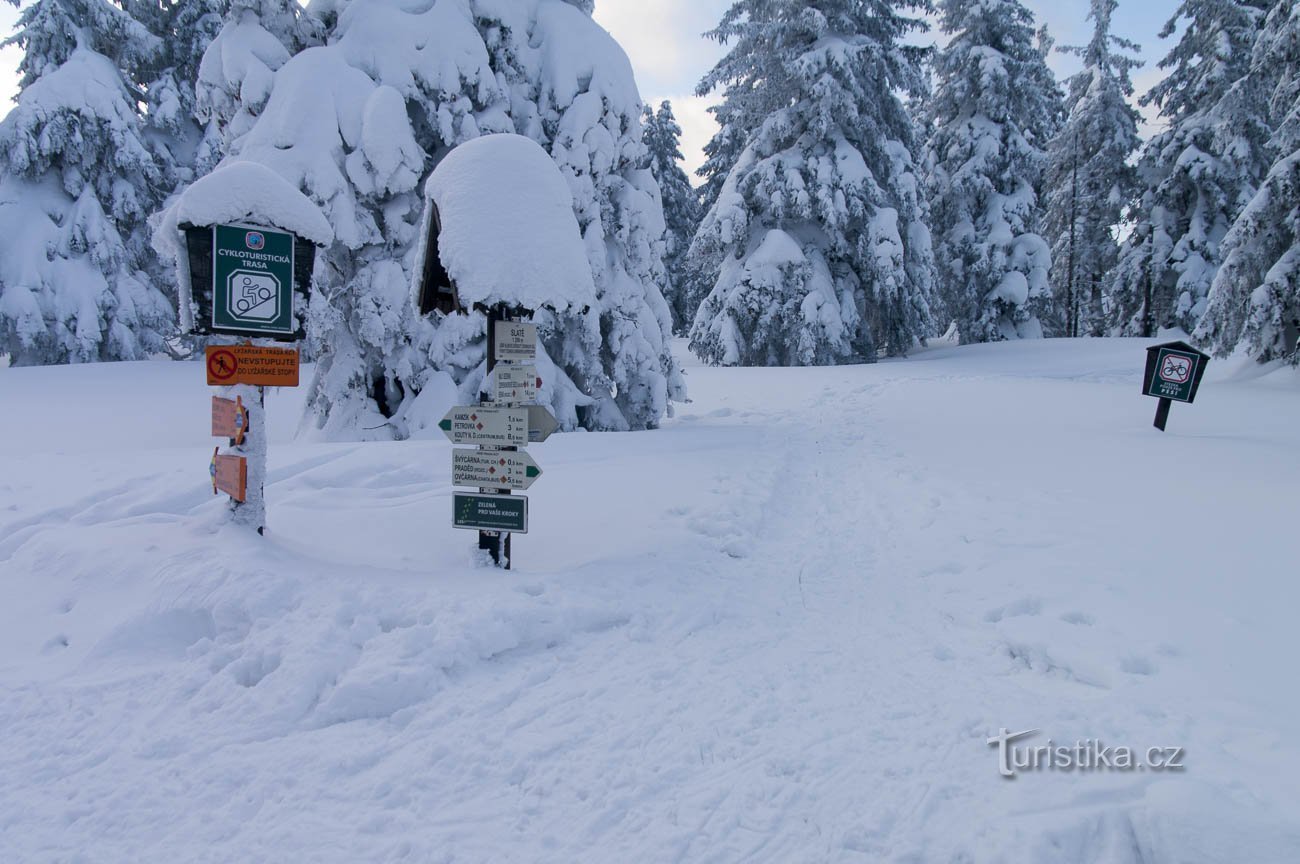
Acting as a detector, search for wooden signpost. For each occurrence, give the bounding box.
[1142,340,1210,431]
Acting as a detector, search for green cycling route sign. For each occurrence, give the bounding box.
[212,224,296,336]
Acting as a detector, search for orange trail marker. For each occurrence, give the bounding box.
[205,345,299,387]
[210,448,248,502]
[211,396,249,445]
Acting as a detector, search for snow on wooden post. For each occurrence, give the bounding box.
[163,161,333,534]
[420,135,595,569]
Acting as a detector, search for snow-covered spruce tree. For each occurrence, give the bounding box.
[1041,0,1142,338]
[922,0,1060,343]
[1108,0,1272,337]
[643,100,703,333]
[0,0,175,364]
[194,0,321,172]
[1196,0,1300,362]
[687,0,936,366]
[127,0,225,176]
[160,0,682,435]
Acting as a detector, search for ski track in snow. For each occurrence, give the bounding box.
[1,338,1299,862]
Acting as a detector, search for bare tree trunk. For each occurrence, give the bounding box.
[1066,135,1080,338]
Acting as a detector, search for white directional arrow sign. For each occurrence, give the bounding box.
[439,406,528,447]
[527,405,559,443]
[493,364,538,404]
[453,448,542,490]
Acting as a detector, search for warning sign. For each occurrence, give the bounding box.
[1143,342,1207,404]
[205,345,299,387]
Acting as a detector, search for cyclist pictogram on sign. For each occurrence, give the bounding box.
[227,271,281,322]
[1159,354,1192,384]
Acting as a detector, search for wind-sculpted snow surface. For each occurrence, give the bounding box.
[1,339,1298,861]
[163,0,682,439]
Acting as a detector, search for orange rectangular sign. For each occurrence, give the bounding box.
[211,396,248,444]
[210,449,248,502]
[206,345,299,387]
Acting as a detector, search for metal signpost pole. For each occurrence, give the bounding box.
[480,305,511,569]
[1153,397,1172,432]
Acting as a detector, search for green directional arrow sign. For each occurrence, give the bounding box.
[452,448,542,491]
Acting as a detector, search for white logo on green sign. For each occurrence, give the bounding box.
[227,271,281,322]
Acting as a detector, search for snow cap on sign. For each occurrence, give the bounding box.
[176,161,333,245]
[422,133,595,313]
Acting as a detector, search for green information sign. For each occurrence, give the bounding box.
[1144,346,1202,403]
[212,224,296,336]
[453,492,528,533]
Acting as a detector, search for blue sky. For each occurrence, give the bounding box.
[0,0,1183,174]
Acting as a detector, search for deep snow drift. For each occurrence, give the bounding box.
[1,338,1298,862]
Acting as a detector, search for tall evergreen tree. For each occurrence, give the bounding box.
[158,0,683,435]
[643,100,703,333]
[1041,0,1142,337]
[923,0,1060,343]
[1108,0,1272,337]
[0,0,175,364]
[688,0,937,367]
[1196,0,1300,362]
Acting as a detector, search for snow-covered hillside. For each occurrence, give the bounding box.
[1,339,1298,862]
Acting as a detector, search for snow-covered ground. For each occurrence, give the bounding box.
[2,338,1298,862]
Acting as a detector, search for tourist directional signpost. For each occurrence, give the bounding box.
[211,396,249,446]
[439,406,528,447]
[453,448,542,491]
[1142,340,1210,431]
[493,364,538,404]
[210,449,248,502]
[444,310,559,568]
